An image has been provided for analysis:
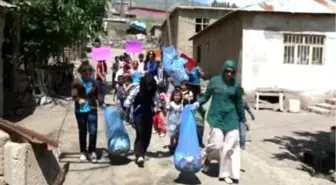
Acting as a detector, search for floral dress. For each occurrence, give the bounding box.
[166,101,183,137]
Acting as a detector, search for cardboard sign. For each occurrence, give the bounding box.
[92,47,112,61]
[180,53,196,71]
[125,40,143,53]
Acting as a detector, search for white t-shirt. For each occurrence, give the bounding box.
[115,68,124,81]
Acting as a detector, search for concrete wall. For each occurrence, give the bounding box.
[241,13,336,95]
[191,13,243,79]
[161,8,231,56]
[0,130,60,185]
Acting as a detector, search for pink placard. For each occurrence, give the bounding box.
[92,47,112,61]
[125,40,143,54]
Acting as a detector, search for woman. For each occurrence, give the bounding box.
[71,62,99,163]
[144,50,159,77]
[124,74,158,167]
[193,60,246,184]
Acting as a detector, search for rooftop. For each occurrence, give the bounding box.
[189,0,336,40]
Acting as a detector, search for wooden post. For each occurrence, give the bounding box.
[165,0,172,46]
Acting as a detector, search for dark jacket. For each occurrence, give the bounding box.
[198,60,246,131]
[71,77,99,110]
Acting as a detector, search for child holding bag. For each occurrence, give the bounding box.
[167,89,184,154]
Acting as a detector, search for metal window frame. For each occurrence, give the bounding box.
[283,33,325,65]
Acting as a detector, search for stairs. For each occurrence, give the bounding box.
[306,97,336,115]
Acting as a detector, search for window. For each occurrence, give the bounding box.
[283,34,325,65]
[196,45,201,63]
[195,18,209,32]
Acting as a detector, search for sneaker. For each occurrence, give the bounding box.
[241,145,246,150]
[159,133,165,137]
[89,152,97,163]
[219,177,233,184]
[79,153,87,162]
[152,130,157,134]
[137,157,144,167]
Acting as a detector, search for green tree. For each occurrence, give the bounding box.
[11,0,108,95]
[211,1,238,8]
[14,0,108,64]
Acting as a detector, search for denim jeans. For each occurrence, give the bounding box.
[75,109,98,153]
[238,122,246,148]
[96,80,106,105]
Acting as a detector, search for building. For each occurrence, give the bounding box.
[161,6,234,56]
[189,0,336,94]
[149,24,162,38]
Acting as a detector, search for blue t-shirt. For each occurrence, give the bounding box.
[188,66,201,85]
[75,77,94,113]
[132,71,142,83]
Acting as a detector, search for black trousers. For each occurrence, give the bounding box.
[75,109,98,153]
[133,113,153,158]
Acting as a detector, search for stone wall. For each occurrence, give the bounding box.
[0,130,60,185]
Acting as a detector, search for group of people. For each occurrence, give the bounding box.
[71,44,256,184]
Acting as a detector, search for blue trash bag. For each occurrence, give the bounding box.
[174,105,202,173]
[170,57,189,85]
[104,106,130,154]
[162,46,178,72]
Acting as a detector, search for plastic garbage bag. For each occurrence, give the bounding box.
[104,106,130,154]
[163,46,178,72]
[174,105,202,173]
[162,46,189,85]
[170,57,189,85]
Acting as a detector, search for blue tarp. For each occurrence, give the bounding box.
[104,106,130,154]
[130,21,147,32]
[174,105,202,173]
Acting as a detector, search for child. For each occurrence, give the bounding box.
[195,100,206,148]
[153,83,168,137]
[130,61,143,84]
[180,80,194,106]
[123,75,133,125]
[166,89,184,154]
[166,77,175,103]
[239,87,255,150]
[115,75,126,111]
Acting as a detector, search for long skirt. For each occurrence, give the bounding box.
[205,127,240,179]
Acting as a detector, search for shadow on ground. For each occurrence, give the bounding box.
[263,130,335,176]
[32,144,60,184]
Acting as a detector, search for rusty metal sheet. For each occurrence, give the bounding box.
[0,119,58,150]
[0,0,17,8]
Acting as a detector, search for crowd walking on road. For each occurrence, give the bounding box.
[70,44,255,183]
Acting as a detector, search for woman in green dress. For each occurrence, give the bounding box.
[193,60,246,184]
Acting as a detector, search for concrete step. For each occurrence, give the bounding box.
[326,98,336,105]
[306,106,331,115]
[316,103,336,110]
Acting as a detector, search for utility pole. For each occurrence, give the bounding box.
[120,0,125,17]
[165,0,172,46]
